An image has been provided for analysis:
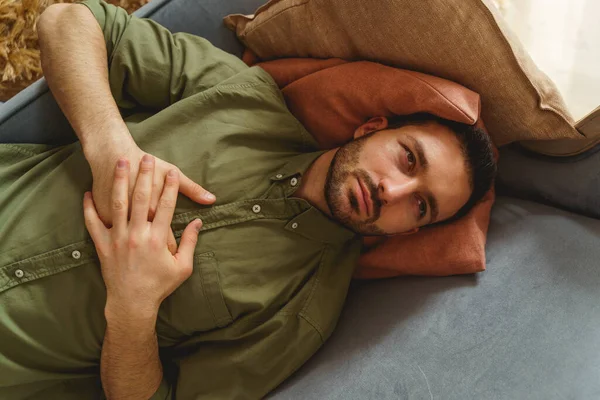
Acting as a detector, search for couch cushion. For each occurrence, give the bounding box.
[497,144,600,219]
[224,0,583,147]
[271,196,600,399]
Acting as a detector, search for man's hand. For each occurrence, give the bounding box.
[84,155,203,314]
[83,156,200,399]
[38,4,214,255]
[88,139,215,254]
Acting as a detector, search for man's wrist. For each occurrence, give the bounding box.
[82,121,136,165]
[104,298,159,330]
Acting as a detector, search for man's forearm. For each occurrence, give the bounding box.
[37,3,134,162]
[102,305,163,399]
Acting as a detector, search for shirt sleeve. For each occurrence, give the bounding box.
[154,314,323,399]
[77,0,249,110]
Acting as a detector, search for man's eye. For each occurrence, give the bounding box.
[418,198,427,218]
[406,148,416,167]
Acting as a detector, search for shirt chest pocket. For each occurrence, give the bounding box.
[156,252,232,344]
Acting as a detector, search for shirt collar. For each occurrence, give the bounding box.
[284,206,357,245]
[274,150,358,245]
[270,151,326,182]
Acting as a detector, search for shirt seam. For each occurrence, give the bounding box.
[198,261,219,326]
[218,82,272,90]
[1,143,39,158]
[290,114,319,150]
[210,79,316,149]
[1,239,94,269]
[173,199,283,222]
[173,63,268,98]
[298,245,330,342]
[299,313,324,343]
[0,239,95,292]
[173,213,294,237]
[0,262,88,292]
[107,8,134,66]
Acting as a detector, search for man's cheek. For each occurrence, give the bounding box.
[376,210,402,235]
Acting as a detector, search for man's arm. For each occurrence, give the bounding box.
[41,0,249,114]
[83,157,202,399]
[37,1,217,237]
[102,307,164,399]
[37,3,133,162]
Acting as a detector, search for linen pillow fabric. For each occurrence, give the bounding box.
[224,0,584,148]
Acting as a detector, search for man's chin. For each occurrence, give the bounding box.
[325,189,383,235]
[335,212,385,236]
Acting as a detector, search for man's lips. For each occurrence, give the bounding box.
[357,177,373,217]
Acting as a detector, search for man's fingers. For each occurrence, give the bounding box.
[111,159,129,236]
[130,154,154,230]
[179,173,216,205]
[148,179,161,222]
[167,230,177,255]
[83,192,108,247]
[153,169,179,240]
[175,219,202,266]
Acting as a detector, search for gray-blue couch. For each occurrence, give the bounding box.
[1,0,599,398]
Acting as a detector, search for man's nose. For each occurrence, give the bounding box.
[378,177,419,206]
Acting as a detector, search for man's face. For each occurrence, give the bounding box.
[325,119,472,235]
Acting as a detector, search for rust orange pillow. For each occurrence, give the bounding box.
[252,57,496,277]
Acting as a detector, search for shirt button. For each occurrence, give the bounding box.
[71,250,81,259]
[291,222,299,229]
[275,174,283,179]
[252,204,261,213]
[15,269,24,278]
[290,177,298,187]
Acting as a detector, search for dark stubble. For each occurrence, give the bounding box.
[324,133,385,235]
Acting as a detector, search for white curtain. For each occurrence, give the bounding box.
[497,0,599,121]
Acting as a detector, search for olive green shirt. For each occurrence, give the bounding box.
[0,1,362,398]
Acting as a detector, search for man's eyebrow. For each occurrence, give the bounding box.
[427,193,439,224]
[407,135,438,224]
[407,135,429,170]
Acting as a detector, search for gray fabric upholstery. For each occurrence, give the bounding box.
[272,197,600,399]
[1,0,599,398]
[498,144,600,219]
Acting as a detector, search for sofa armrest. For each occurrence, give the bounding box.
[498,104,600,219]
[497,141,600,219]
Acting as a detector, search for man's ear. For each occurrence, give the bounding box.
[353,116,389,140]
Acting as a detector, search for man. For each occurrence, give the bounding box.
[0,0,497,398]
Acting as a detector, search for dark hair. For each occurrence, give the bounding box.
[386,113,497,223]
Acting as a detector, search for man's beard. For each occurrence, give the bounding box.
[324,133,385,235]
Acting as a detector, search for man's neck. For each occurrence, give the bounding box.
[293,149,338,217]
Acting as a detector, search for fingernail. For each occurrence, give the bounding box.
[194,219,202,232]
[204,192,216,201]
[168,169,177,177]
[143,154,153,164]
[117,159,126,168]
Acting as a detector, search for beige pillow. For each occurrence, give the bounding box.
[224,0,586,149]
[521,106,600,156]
